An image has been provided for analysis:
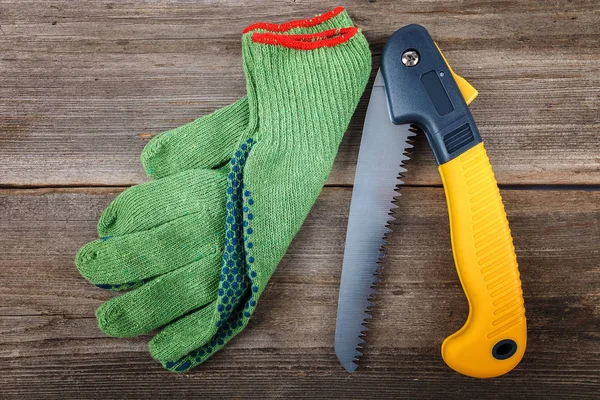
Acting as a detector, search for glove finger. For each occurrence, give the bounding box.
[157,303,254,373]
[98,167,226,238]
[96,252,221,337]
[149,276,256,371]
[140,98,248,179]
[76,210,223,288]
[149,300,218,366]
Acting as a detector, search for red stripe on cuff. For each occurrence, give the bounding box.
[251,27,358,50]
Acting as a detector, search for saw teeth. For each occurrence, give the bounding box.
[353,129,416,355]
[408,123,424,135]
[337,122,418,372]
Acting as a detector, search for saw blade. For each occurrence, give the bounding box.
[334,69,416,372]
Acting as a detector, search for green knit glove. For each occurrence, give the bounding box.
[140,7,352,179]
[157,26,371,372]
[74,8,367,373]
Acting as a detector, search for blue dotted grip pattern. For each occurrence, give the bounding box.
[165,138,261,372]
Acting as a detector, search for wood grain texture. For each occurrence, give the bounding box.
[0,187,598,399]
[1,1,599,398]
[1,0,599,187]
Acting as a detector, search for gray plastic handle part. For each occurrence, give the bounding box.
[380,24,482,165]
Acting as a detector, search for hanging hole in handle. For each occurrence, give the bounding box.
[492,339,517,360]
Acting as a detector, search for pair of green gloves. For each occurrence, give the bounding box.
[76,7,371,372]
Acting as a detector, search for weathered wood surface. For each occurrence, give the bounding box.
[1,0,598,187]
[0,187,598,399]
[1,0,599,398]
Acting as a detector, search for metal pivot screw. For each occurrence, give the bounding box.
[401,49,420,67]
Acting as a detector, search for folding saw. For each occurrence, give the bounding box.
[335,25,526,378]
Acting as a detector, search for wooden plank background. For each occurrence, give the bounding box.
[0,0,598,399]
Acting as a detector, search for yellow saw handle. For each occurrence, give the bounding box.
[439,142,526,378]
[380,24,526,377]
